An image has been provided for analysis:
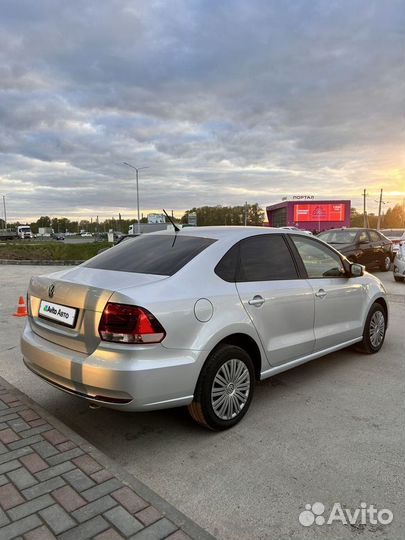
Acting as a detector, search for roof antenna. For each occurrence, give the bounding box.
[163,209,180,233]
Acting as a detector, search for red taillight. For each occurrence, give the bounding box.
[98,303,166,344]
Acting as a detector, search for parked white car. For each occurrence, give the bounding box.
[380,228,405,254]
[22,227,388,430]
[393,232,405,282]
[280,226,313,234]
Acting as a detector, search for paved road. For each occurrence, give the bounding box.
[1,266,404,540]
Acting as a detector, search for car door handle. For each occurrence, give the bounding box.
[315,289,327,299]
[248,295,265,307]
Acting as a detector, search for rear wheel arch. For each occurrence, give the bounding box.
[209,333,263,381]
[189,341,256,430]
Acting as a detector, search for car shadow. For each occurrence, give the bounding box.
[41,345,371,460]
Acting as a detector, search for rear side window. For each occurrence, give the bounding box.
[368,230,381,242]
[237,235,298,282]
[83,234,216,275]
[215,244,240,282]
[358,230,369,243]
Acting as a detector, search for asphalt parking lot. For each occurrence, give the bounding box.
[0,265,404,540]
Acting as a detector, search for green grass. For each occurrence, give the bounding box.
[0,241,112,261]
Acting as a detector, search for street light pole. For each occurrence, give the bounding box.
[2,195,7,229]
[122,162,149,235]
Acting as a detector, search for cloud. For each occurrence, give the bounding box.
[0,0,403,221]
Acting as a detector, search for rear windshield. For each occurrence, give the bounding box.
[381,229,404,238]
[83,234,216,275]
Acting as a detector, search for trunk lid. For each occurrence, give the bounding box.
[28,267,167,354]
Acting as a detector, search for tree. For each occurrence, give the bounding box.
[37,216,51,228]
[382,204,405,228]
[181,204,265,226]
[247,203,265,225]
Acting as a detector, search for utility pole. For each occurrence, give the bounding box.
[375,190,389,229]
[363,189,368,228]
[244,201,248,226]
[2,195,7,229]
[377,189,383,230]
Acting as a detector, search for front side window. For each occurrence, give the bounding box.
[83,234,216,275]
[292,236,345,278]
[236,235,298,282]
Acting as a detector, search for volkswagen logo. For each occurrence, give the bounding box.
[48,284,55,298]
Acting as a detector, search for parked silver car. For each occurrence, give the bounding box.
[22,227,388,430]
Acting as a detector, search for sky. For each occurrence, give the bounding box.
[0,0,404,222]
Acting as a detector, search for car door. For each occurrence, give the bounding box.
[356,230,374,267]
[369,230,391,268]
[366,230,381,267]
[235,234,315,366]
[290,235,366,351]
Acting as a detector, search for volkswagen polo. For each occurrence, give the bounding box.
[21,227,388,430]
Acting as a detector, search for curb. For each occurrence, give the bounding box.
[0,375,216,540]
[0,260,83,266]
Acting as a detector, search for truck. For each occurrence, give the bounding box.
[0,229,18,241]
[0,225,33,241]
[38,227,53,237]
[17,225,34,239]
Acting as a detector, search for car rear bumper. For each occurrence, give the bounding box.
[21,323,203,411]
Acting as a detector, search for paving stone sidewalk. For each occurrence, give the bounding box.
[0,378,215,540]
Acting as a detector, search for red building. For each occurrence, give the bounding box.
[266,199,351,233]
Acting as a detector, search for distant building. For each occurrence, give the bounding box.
[147,213,166,224]
[266,200,351,233]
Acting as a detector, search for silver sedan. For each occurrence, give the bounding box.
[21,227,388,430]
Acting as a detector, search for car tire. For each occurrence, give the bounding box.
[394,275,404,282]
[380,255,391,272]
[355,302,387,354]
[188,345,255,430]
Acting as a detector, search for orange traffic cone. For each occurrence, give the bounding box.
[13,296,28,317]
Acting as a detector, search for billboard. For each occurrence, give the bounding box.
[187,212,197,226]
[294,203,346,223]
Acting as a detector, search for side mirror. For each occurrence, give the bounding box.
[350,263,364,277]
